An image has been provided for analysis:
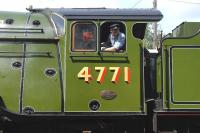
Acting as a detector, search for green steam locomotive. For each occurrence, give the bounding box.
[0,7,199,133]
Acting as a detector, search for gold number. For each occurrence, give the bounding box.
[95,67,106,84]
[124,67,131,84]
[77,67,92,83]
[78,67,130,84]
[109,67,121,83]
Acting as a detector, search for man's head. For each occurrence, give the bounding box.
[110,24,120,36]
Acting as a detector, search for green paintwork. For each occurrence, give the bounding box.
[172,49,200,102]
[172,22,200,37]
[0,11,28,112]
[0,11,28,38]
[156,55,162,94]
[0,9,154,114]
[0,43,23,112]
[0,11,62,113]
[65,21,143,112]
[22,12,61,112]
[26,12,55,38]
[161,22,200,109]
[22,43,61,112]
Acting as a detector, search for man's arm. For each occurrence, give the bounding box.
[101,34,111,47]
[104,46,117,51]
[104,33,125,52]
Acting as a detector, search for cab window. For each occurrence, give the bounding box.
[72,22,97,52]
[132,23,147,39]
[100,22,126,52]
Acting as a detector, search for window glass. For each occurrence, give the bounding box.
[72,22,97,52]
[100,22,126,52]
[52,14,65,35]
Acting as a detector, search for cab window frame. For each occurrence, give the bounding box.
[51,13,65,36]
[71,21,98,52]
[99,21,127,53]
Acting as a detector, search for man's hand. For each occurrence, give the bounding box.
[101,47,106,51]
[101,42,106,45]
[103,47,117,52]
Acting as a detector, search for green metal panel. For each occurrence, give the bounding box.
[0,11,61,113]
[162,24,200,109]
[156,55,162,94]
[171,48,200,102]
[26,12,55,38]
[22,43,61,112]
[20,12,62,112]
[0,43,23,112]
[0,11,55,39]
[0,11,28,27]
[172,22,200,37]
[0,12,28,38]
[65,21,143,112]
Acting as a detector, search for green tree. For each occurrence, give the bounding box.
[143,23,162,49]
[143,24,153,49]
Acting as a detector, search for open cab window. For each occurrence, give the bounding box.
[100,22,126,52]
[72,22,97,52]
[132,23,147,40]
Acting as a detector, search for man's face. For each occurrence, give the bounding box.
[110,28,119,36]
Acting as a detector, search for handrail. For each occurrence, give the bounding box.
[0,28,44,33]
[69,55,128,58]
[0,51,53,58]
[0,37,59,43]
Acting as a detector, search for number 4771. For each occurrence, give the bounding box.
[77,67,130,84]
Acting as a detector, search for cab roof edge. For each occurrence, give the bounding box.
[26,8,43,13]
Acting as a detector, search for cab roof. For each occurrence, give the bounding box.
[50,8,163,21]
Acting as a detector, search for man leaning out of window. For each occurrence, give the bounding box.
[101,24,125,52]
